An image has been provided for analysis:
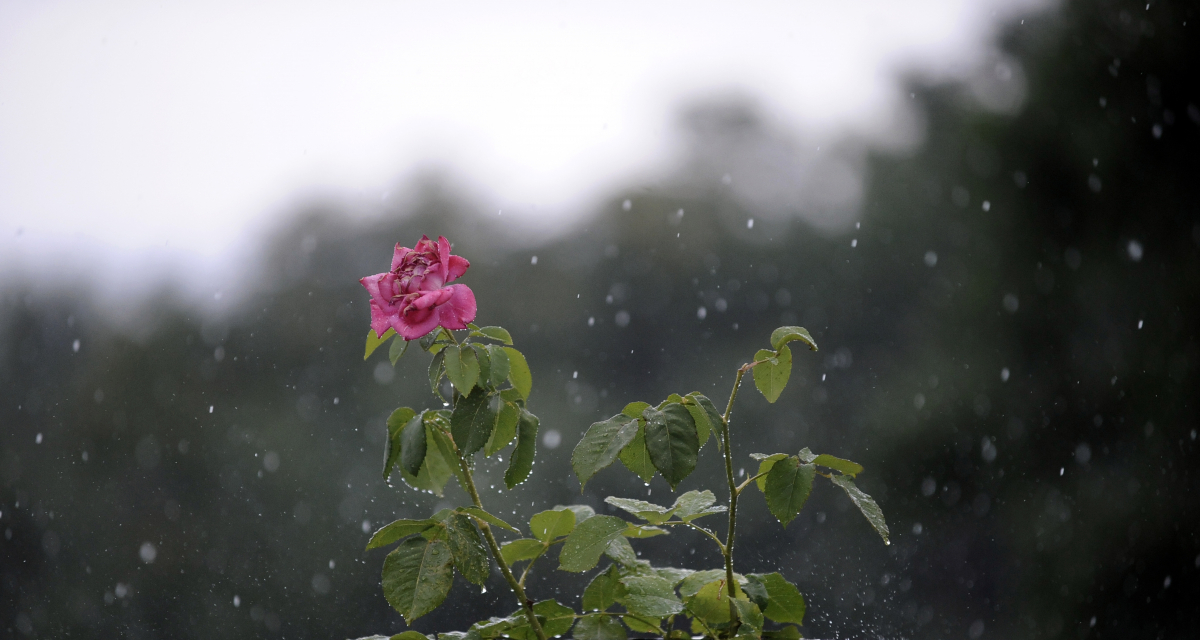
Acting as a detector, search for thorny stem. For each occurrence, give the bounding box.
[453,439,548,640]
[717,359,770,638]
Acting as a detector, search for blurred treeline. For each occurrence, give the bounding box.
[2,0,1197,638]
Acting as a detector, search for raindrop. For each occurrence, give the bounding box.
[913,393,926,410]
[968,620,985,639]
[333,397,340,405]
[233,595,240,607]
[361,520,371,533]
[747,219,754,229]
[1003,293,1019,313]
[1000,367,1010,382]
[1138,319,1144,329]
[615,311,630,328]
[72,339,81,353]
[587,317,595,327]
[573,371,578,379]
[1059,467,1065,476]
[912,522,923,535]
[924,251,938,267]
[981,200,991,212]
[1127,239,1144,262]
[697,306,707,320]
[139,542,157,564]
[531,256,538,265]
[208,405,214,414]
[542,430,562,450]
[263,451,280,472]
[622,199,632,211]
[850,239,857,248]
[1074,443,1092,464]
[329,560,335,569]
[35,433,42,444]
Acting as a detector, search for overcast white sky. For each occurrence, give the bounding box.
[0,0,1047,299]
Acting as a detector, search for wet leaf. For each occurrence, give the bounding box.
[673,490,726,521]
[810,453,863,478]
[530,508,576,542]
[384,407,417,479]
[572,413,639,488]
[764,457,815,526]
[604,495,674,525]
[367,518,436,550]
[751,453,789,493]
[752,345,792,403]
[582,564,624,611]
[451,390,496,456]
[473,325,514,345]
[400,413,428,476]
[618,423,656,484]
[365,327,397,360]
[769,326,818,352]
[559,515,626,572]
[507,600,576,640]
[500,538,546,565]
[618,574,683,617]
[644,404,699,489]
[573,613,626,640]
[503,408,537,488]
[502,347,532,399]
[485,397,521,456]
[445,513,490,585]
[747,573,805,625]
[428,350,446,397]
[444,345,480,396]
[830,475,890,544]
[382,537,454,623]
[485,344,510,387]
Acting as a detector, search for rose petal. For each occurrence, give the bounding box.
[396,306,440,340]
[436,284,477,330]
[369,300,397,339]
[390,243,411,272]
[359,273,391,305]
[446,255,469,283]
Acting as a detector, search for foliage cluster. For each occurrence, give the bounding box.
[356,319,888,640]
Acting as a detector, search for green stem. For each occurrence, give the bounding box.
[455,446,547,640]
[719,366,748,636]
[661,521,725,553]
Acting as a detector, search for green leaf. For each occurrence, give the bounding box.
[748,573,806,625]
[679,570,728,597]
[472,325,514,345]
[470,343,492,385]
[740,575,769,611]
[582,564,624,611]
[429,424,468,491]
[769,326,819,352]
[751,453,789,493]
[530,508,576,542]
[507,600,576,640]
[472,616,524,639]
[559,515,627,572]
[687,393,725,451]
[451,390,497,456]
[623,524,668,538]
[622,614,661,635]
[500,538,547,565]
[643,403,699,489]
[366,327,397,360]
[732,599,764,632]
[810,453,864,478]
[618,423,656,483]
[604,496,674,525]
[389,336,410,365]
[830,475,890,544]
[762,626,802,640]
[444,513,490,585]
[655,567,693,586]
[572,413,640,488]
[752,345,792,403]
[683,402,712,450]
[621,401,651,418]
[392,632,434,640]
[764,457,815,526]
[556,504,596,522]
[672,490,727,521]
[457,506,521,534]
[485,395,521,456]
[428,350,446,397]
[444,345,481,395]
[573,613,627,640]
[684,580,735,626]
[418,328,451,351]
[367,518,436,550]
[618,574,684,617]
[603,535,644,568]
[503,408,538,488]
[503,347,532,399]
[381,537,454,623]
[384,407,418,480]
[484,344,510,387]
[400,413,428,476]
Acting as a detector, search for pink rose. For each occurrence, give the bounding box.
[360,235,478,340]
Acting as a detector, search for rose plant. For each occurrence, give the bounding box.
[353,237,889,640]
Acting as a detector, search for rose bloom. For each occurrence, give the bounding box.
[360,235,477,340]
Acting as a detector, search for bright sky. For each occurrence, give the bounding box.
[0,0,1046,298]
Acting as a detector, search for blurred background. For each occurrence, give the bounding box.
[1,0,1198,638]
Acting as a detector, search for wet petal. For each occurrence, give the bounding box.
[396,307,439,340]
[446,255,469,282]
[436,284,477,330]
[390,243,411,272]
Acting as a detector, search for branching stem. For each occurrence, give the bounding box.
[452,438,547,640]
